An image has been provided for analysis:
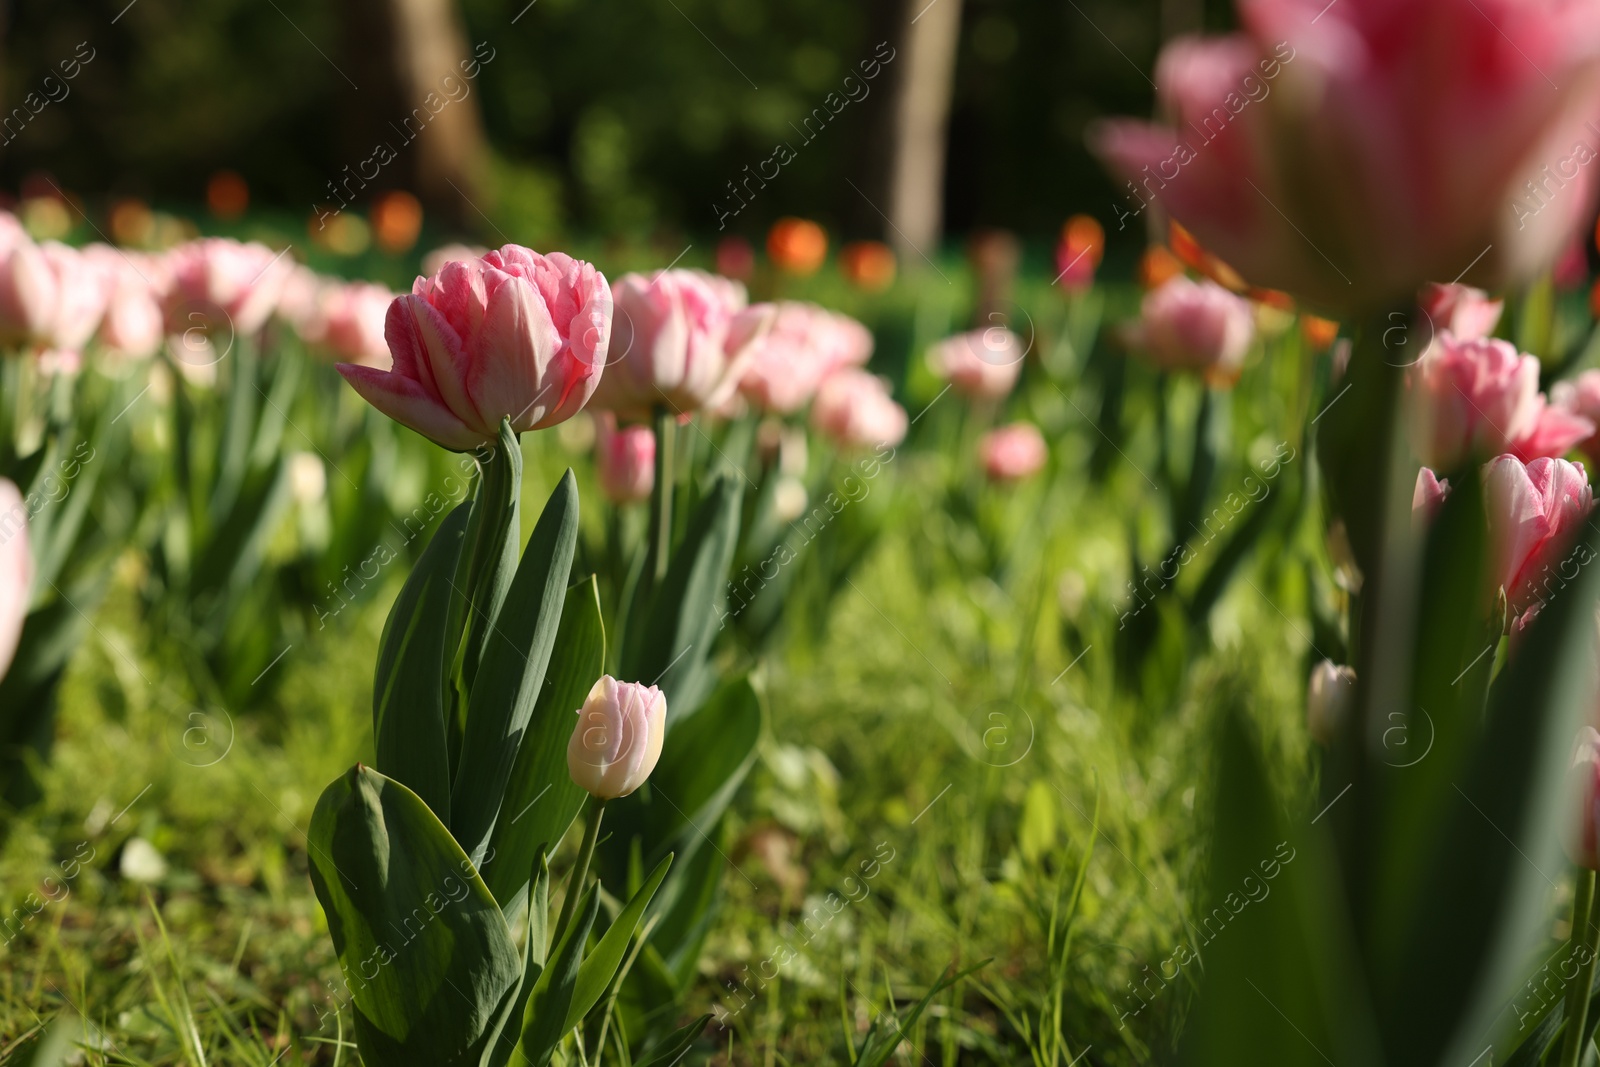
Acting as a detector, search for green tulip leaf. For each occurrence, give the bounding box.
[307,765,521,1067]
[564,852,673,1032]
[452,470,579,868]
[518,884,600,1067]
[632,1013,713,1067]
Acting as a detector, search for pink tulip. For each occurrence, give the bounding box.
[928,328,1024,400]
[37,243,109,361]
[980,423,1048,482]
[165,238,294,337]
[0,236,59,348]
[0,478,31,682]
[739,302,873,414]
[1418,283,1502,342]
[323,282,394,368]
[590,270,770,419]
[566,676,666,799]
[1413,467,1451,524]
[276,265,331,345]
[1090,1,1600,311]
[89,249,164,360]
[1553,370,1600,461]
[593,411,655,504]
[1568,726,1600,870]
[1483,454,1594,616]
[1407,332,1593,470]
[1131,276,1254,383]
[810,369,907,450]
[339,245,611,451]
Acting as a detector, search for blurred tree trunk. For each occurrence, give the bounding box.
[340,0,488,226]
[878,0,963,262]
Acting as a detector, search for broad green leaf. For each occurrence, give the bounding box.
[452,470,579,868]
[484,575,605,916]
[479,849,551,1067]
[564,852,673,1031]
[517,885,600,1067]
[373,501,470,822]
[1177,706,1381,1067]
[622,472,742,722]
[307,765,521,1067]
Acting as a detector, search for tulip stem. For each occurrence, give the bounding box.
[651,408,676,584]
[1561,868,1599,1067]
[552,798,606,954]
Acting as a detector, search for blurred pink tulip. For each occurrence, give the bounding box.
[0,237,59,348]
[928,328,1024,400]
[323,282,394,368]
[1407,333,1593,470]
[593,411,655,504]
[339,245,611,450]
[1091,1,1600,311]
[591,269,770,419]
[810,369,907,450]
[980,423,1048,482]
[1131,276,1254,383]
[89,249,164,360]
[1483,454,1594,615]
[38,243,109,360]
[165,238,294,337]
[739,302,873,414]
[276,265,331,345]
[1568,726,1600,870]
[1418,283,1502,342]
[1412,467,1452,524]
[0,478,30,682]
[1555,370,1600,461]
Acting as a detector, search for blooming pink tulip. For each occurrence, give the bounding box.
[810,369,907,450]
[739,302,873,414]
[35,242,109,364]
[590,270,770,419]
[323,282,394,368]
[1568,726,1600,870]
[90,249,164,360]
[1091,1,1600,311]
[0,478,31,682]
[1131,276,1254,384]
[980,423,1048,482]
[1483,454,1594,616]
[1413,467,1452,524]
[1418,283,1503,342]
[566,676,666,799]
[593,411,655,504]
[276,265,331,345]
[164,238,294,337]
[339,245,611,451]
[1407,333,1593,470]
[928,328,1024,400]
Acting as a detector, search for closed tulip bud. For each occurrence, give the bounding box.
[593,411,655,504]
[1567,727,1600,870]
[566,676,666,799]
[979,423,1048,482]
[1306,660,1356,746]
[1483,455,1594,619]
[1412,467,1451,525]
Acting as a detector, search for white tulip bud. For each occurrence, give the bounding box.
[566,676,667,799]
[1307,660,1356,746]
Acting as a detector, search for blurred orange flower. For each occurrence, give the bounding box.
[1055,215,1104,291]
[840,240,896,291]
[371,190,423,254]
[768,217,827,276]
[207,171,249,220]
[1138,245,1185,290]
[1301,314,1340,351]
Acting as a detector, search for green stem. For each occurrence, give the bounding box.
[1563,869,1600,1067]
[551,798,606,954]
[651,408,676,584]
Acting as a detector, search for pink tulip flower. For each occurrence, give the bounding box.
[593,411,655,504]
[1130,276,1254,384]
[276,265,331,345]
[1407,333,1593,470]
[1483,454,1594,616]
[739,302,873,414]
[1418,283,1503,342]
[810,369,907,450]
[928,328,1024,400]
[89,248,164,360]
[323,282,394,368]
[164,238,294,337]
[0,478,31,682]
[1553,370,1600,461]
[0,236,59,348]
[980,423,1048,482]
[1413,467,1451,524]
[590,270,771,419]
[338,245,611,451]
[1091,1,1600,311]
[566,676,666,799]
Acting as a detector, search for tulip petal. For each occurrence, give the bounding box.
[338,362,487,451]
